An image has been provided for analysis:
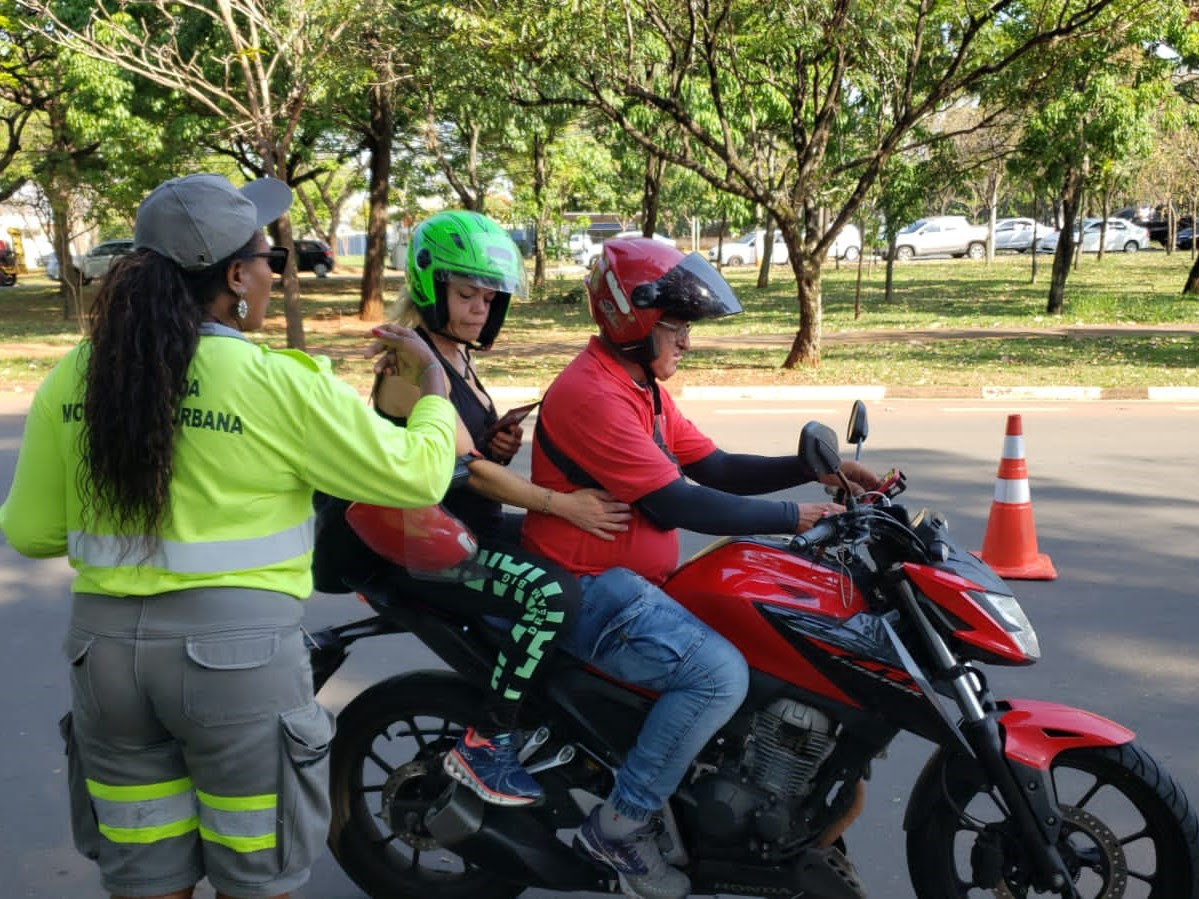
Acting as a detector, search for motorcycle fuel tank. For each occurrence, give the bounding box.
[665,537,866,702]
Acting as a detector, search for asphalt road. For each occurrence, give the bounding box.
[2,396,1198,898]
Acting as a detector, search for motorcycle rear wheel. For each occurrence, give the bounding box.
[906,742,1199,897]
[327,670,526,899]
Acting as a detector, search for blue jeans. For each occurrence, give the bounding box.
[564,567,749,821]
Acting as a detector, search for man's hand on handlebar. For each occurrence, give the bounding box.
[833,460,882,494]
[797,501,844,533]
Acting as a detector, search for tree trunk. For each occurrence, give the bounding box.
[853,230,865,320]
[641,151,665,237]
[47,185,83,322]
[781,234,821,368]
[465,124,484,212]
[1184,253,1199,295]
[986,175,999,264]
[1097,188,1109,263]
[358,82,393,322]
[1047,169,1083,315]
[258,148,306,349]
[884,237,896,303]
[1030,198,1040,285]
[270,212,304,349]
[532,131,547,288]
[1072,188,1086,272]
[756,215,773,289]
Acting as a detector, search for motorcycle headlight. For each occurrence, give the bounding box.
[968,591,1040,661]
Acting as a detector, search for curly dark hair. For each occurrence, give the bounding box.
[79,240,256,541]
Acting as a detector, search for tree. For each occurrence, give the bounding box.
[1012,43,1168,314]
[875,152,939,303]
[28,0,354,349]
[511,0,1168,367]
[294,159,366,262]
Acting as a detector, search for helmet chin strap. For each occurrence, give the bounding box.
[600,334,664,415]
[641,362,663,414]
[433,327,486,352]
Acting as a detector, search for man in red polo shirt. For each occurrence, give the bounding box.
[522,240,878,899]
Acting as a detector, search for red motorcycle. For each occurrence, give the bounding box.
[309,402,1199,898]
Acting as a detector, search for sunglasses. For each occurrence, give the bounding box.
[250,246,289,275]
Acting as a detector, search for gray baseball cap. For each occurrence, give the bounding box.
[133,173,294,271]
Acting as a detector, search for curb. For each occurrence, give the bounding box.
[6,385,1199,412]
[489,385,1199,403]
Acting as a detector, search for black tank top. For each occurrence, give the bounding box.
[375,328,504,541]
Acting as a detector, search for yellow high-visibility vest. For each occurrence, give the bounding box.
[0,327,456,599]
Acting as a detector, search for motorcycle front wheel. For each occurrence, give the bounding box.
[906,742,1199,897]
[327,670,526,899]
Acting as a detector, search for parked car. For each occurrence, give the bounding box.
[1137,215,1193,248]
[991,218,1045,253]
[827,224,862,262]
[295,239,334,276]
[1176,227,1198,252]
[708,224,862,267]
[707,230,784,266]
[78,239,134,284]
[569,230,673,268]
[45,251,60,281]
[890,216,989,260]
[613,230,677,247]
[1035,218,1149,254]
[506,226,536,257]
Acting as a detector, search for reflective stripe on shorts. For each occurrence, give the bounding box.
[87,777,199,844]
[197,789,278,853]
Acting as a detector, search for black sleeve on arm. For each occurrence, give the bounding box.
[682,449,817,496]
[636,477,799,535]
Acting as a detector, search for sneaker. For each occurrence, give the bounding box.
[576,806,691,899]
[443,728,543,807]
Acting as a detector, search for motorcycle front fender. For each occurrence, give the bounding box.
[999,698,1134,770]
[903,698,1135,834]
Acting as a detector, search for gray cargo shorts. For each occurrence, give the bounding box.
[60,588,335,898]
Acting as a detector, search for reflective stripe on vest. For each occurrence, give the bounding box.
[197,789,278,853]
[87,777,198,844]
[68,518,314,574]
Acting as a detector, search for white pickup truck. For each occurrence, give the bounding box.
[891,216,989,260]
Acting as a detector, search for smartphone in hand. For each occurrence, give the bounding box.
[482,401,540,442]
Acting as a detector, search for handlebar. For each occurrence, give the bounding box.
[791,515,841,551]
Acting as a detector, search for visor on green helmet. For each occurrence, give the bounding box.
[406,211,526,349]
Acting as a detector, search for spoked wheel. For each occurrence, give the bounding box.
[327,671,525,899]
[907,743,1199,897]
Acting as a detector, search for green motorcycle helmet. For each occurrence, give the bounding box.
[406,211,526,350]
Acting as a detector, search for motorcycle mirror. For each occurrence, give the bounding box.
[847,400,868,461]
[798,421,841,477]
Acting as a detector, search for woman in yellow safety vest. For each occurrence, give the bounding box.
[0,173,459,899]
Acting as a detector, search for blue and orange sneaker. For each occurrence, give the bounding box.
[443,728,543,806]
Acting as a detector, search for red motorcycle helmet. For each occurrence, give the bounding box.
[587,238,743,363]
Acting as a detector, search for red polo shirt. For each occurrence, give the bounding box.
[521,336,716,585]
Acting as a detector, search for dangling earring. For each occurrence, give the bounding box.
[234,290,249,320]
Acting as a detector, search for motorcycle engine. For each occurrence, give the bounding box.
[690,698,836,845]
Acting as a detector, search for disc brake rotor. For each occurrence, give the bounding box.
[380,758,442,851]
[991,805,1128,898]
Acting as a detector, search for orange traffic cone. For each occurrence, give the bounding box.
[973,414,1057,580]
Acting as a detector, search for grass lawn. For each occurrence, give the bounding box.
[3,252,1198,393]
